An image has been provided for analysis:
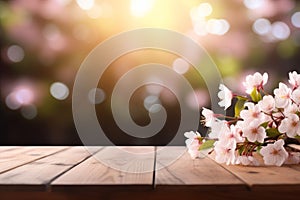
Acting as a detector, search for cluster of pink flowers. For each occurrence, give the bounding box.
[185,71,300,166]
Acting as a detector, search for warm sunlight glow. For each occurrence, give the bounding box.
[76,0,94,10]
[243,0,264,9]
[197,3,213,17]
[130,0,154,17]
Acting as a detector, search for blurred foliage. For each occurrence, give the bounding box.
[0,0,299,145]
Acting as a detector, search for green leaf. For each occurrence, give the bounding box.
[256,145,262,154]
[260,122,269,128]
[199,140,215,150]
[238,146,244,155]
[266,128,281,138]
[234,97,246,117]
[197,136,204,143]
[250,88,262,103]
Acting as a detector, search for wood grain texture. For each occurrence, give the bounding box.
[288,144,300,151]
[155,147,246,190]
[0,147,68,174]
[52,146,154,190]
[0,146,299,200]
[0,147,19,153]
[0,147,100,191]
[212,160,300,191]
[288,164,300,172]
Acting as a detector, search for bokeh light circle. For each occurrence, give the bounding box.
[21,104,38,120]
[252,18,271,35]
[50,82,69,100]
[7,45,25,63]
[172,58,190,74]
[271,21,290,40]
[88,88,106,104]
[291,12,300,28]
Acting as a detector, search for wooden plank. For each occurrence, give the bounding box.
[82,146,103,154]
[288,144,300,151]
[0,147,68,174]
[0,146,19,153]
[0,189,298,200]
[0,146,298,199]
[288,164,300,172]
[210,158,300,191]
[51,146,155,191]
[155,147,246,190]
[0,146,101,191]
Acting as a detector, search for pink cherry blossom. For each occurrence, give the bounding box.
[242,119,266,143]
[236,156,260,166]
[274,82,291,108]
[208,120,228,139]
[201,107,216,127]
[218,84,233,110]
[228,125,244,143]
[283,103,299,116]
[260,139,288,166]
[218,125,244,148]
[235,120,246,130]
[284,152,300,165]
[184,131,201,147]
[278,114,300,138]
[258,95,275,113]
[243,72,268,94]
[214,141,236,165]
[288,71,300,89]
[184,71,300,166]
[240,102,264,122]
[187,139,201,159]
[184,131,201,159]
[291,88,300,105]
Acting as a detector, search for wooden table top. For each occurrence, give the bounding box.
[0,146,299,200]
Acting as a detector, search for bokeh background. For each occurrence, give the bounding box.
[1,0,300,145]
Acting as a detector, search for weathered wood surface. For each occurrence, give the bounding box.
[0,147,101,191]
[52,146,154,190]
[155,147,245,189]
[0,147,68,175]
[0,146,299,200]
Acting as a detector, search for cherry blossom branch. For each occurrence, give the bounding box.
[185,71,300,166]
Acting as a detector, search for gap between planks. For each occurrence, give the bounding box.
[0,147,70,175]
[0,147,102,191]
[1,146,299,193]
[46,147,103,191]
[51,146,155,191]
[152,146,157,189]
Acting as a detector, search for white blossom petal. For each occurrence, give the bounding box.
[278,114,300,138]
[243,72,268,94]
[218,84,233,110]
[258,95,275,113]
[260,139,288,166]
[201,107,216,127]
[274,82,291,108]
[288,71,300,89]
